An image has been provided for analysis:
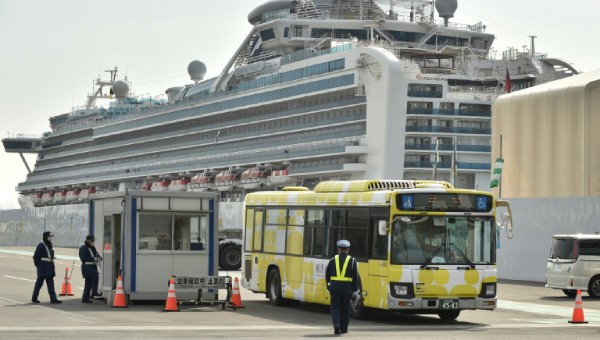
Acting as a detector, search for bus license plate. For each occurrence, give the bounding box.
[439,299,459,310]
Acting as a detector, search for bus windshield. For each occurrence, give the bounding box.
[391,216,495,265]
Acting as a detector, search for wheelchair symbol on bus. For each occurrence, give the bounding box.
[476,197,487,211]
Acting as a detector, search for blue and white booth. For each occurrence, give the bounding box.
[88,190,218,302]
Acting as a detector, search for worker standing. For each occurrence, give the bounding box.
[325,239,359,335]
[79,235,101,303]
[31,231,62,304]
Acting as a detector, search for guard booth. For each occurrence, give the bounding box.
[89,190,218,302]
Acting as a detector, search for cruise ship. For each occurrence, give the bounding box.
[3,0,578,210]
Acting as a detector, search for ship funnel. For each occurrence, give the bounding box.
[435,0,458,27]
[187,60,207,82]
[165,86,185,103]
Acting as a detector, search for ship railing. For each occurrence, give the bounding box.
[39,97,366,161]
[447,86,499,95]
[5,133,43,139]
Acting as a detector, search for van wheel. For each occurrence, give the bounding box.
[219,244,241,270]
[438,310,461,321]
[268,268,284,306]
[588,276,600,298]
[562,289,577,298]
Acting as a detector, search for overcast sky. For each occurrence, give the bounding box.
[1,0,598,209]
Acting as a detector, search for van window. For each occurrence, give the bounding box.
[580,240,600,256]
[549,238,575,259]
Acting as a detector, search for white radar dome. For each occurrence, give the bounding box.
[435,0,458,19]
[187,60,207,82]
[112,80,130,98]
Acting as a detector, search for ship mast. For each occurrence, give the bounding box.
[85,66,119,109]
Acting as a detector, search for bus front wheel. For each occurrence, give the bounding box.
[268,268,284,306]
[438,310,460,321]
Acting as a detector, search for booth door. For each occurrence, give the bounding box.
[102,214,121,290]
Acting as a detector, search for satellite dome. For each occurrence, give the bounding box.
[187,60,207,82]
[112,80,129,98]
[435,0,458,19]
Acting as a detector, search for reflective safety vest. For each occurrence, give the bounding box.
[330,255,353,282]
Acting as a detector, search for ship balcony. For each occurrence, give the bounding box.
[405,126,491,135]
[404,161,491,172]
[289,161,367,176]
[405,143,491,153]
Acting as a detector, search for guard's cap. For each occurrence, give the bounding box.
[336,239,350,248]
[85,235,96,241]
[43,231,54,238]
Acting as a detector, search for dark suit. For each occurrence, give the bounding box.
[325,253,359,333]
[32,241,58,302]
[79,243,99,301]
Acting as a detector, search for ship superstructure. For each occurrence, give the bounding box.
[3,0,578,206]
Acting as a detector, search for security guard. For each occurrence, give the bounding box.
[31,231,62,304]
[79,235,102,303]
[325,239,359,335]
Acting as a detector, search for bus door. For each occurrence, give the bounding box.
[366,209,390,308]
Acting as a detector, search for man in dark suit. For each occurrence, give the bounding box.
[31,231,62,304]
[79,235,101,303]
[325,239,359,335]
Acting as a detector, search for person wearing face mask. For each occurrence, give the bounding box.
[31,231,62,304]
[79,235,102,303]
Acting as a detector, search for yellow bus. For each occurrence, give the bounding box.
[241,180,513,320]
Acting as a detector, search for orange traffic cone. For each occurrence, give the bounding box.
[228,277,245,309]
[59,267,74,296]
[163,277,179,312]
[568,289,588,323]
[112,276,127,308]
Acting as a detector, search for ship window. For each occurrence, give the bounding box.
[407,84,442,98]
[259,28,276,41]
[284,27,289,37]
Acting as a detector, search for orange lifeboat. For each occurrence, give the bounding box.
[41,191,55,204]
[54,190,68,203]
[214,169,242,191]
[80,186,96,201]
[268,168,295,186]
[151,179,171,192]
[169,177,190,192]
[31,192,43,205]
[240,167,271,189]
[66,188,82,202]
[190,171,216,191]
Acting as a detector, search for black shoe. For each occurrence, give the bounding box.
[50,300,62,304]
[341,330,348,334]
[92,292,103,298]
[31,299,40,304]
[82,300,93,304]
[334,327,341,335]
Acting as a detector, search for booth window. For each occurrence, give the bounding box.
[174,215,208,251]
[139,213,208,252]
[139,214,173,251]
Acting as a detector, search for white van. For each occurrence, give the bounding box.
[545,234,600,298]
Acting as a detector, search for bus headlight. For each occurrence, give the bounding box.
[480,283,496,298]
[390,282,414,298]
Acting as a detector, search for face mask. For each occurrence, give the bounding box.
[47,236,53,242]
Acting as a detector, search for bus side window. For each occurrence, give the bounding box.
[370,221,387,260]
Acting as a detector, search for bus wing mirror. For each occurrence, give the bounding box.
[378,220,389,236]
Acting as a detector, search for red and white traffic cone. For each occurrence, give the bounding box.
[59,267,74,296]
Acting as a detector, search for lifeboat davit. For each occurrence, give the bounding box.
[268,169,295,186]
[190,172,216,191]
[240,167,271,189]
